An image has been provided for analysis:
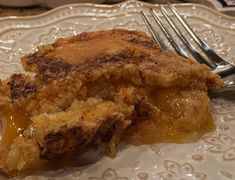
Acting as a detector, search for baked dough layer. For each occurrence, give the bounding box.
[0,29,223,175]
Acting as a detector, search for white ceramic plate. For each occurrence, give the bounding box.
[186,0,235,16]
[0,1,235,179]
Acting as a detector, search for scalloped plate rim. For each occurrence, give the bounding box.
[0,0,235,22]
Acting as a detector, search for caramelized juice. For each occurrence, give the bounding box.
[0,106,29,149]
[125,88,215,145]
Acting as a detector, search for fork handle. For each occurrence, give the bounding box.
[209,86,235,100]
[215,65,235,78]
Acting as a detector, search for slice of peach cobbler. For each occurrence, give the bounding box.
[0,29,223,175]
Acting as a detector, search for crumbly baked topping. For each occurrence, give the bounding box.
[0,29,223,175]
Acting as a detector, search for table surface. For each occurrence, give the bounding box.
[0,0,185,17]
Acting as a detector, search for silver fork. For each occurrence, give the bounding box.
[141,3,235,78]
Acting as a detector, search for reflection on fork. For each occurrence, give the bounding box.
[141,3,235,78]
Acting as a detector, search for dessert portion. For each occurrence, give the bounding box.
[0,29,223,175]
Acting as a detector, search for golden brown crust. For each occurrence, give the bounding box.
[7,74,37,100]
[22,29,159,68]
[32,97,135,159]
[14,29,223,104]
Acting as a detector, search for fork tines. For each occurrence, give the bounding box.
[141,3,235,78]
